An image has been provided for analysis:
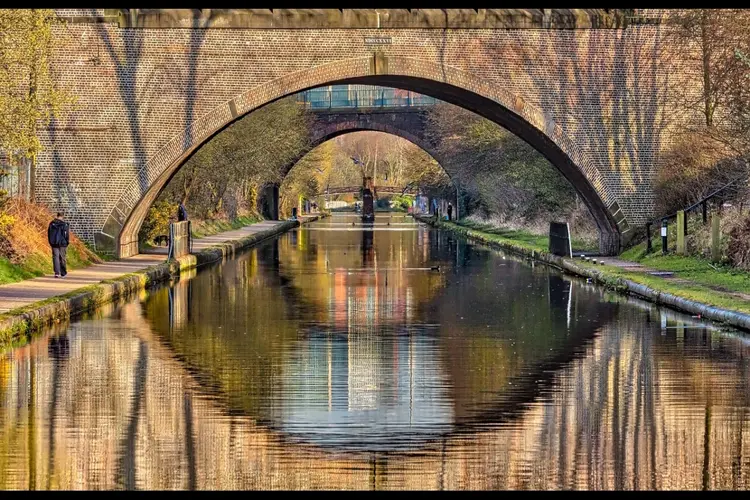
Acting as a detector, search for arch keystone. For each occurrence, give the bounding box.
[372,51,389,75]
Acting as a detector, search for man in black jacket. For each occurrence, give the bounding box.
[177,203,188,222]
[47,212,70,278]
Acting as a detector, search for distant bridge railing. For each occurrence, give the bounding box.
[319,185,418,196]
[298,87,438,111]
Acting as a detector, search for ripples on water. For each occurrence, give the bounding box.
[1,213,749,490]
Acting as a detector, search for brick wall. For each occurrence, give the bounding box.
[38,10,692,254]
[54,9,105,18]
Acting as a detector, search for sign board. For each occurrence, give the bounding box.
[364,36,392,45]
[549,221,572,258]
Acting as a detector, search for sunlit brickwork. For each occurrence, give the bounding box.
[40,10,689,252]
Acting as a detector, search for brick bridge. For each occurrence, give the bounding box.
[256,99,442,220]
[41,9,678,257]
[299,105,445,181]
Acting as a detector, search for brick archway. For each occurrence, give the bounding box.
[279,112,455,182]
[273,116,458,217]
[112,56,620,257]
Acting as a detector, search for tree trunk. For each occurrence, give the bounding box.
[701,10,714,128]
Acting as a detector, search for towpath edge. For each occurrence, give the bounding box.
[0,217,320,348]
[414,214,750,332]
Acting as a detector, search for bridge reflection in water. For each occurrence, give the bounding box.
[1,214,750,489]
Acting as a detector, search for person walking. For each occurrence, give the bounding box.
[447,202,453,221]
[177,202,188,222]
[47,212,70,278]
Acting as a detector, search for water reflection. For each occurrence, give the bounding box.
[0,214,749,489]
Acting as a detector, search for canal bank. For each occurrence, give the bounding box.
[414,214,750,332]
[0,216,323,348]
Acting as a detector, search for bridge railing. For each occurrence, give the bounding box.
[319,185,419,196]
[298,87,438,110]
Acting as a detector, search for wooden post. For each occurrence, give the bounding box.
[676,210,686,255]
[711,214,721,263]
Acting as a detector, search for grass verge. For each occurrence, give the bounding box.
[418,215,750,328]
[620,239,750,297]
[190,215,262,239]
[454,219,598,253]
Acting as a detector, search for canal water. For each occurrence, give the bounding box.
[1,213,749,490]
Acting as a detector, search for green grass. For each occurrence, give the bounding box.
[620,239,750,296]
[448,218,598,253]
[574,259,750,315]
[83,241,117,262]
[0,257,39,285]
[0,244,102,286]
[425,214,750,319]
[457,219,549,248]
[190,215,262,239]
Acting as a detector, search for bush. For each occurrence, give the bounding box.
[654,132,747,217]
[139,200,177,245]
[391,194,413,211]
[727,214,750,270]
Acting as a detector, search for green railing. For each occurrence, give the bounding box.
[298,86,438,110]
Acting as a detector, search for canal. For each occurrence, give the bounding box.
[1,213,749,490]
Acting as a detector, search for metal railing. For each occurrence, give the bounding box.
[318,185,418,196]
[298,86,438,110]
[645,175,748,254]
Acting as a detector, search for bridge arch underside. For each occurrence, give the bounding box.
[113,64,622,258]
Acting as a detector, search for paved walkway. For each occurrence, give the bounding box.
[0,219,305,313]
[142,219,285,255]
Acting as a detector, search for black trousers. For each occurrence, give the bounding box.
[52,246,68,276]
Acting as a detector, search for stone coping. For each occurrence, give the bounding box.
[414,214,750,333]
[0,217,321,349]
[55,9,636,30]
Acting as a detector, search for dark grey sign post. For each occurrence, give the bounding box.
[549,221,572,258]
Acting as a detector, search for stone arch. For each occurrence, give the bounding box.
[110,55,620,258]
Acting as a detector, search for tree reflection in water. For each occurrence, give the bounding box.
[0,214,749,489]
